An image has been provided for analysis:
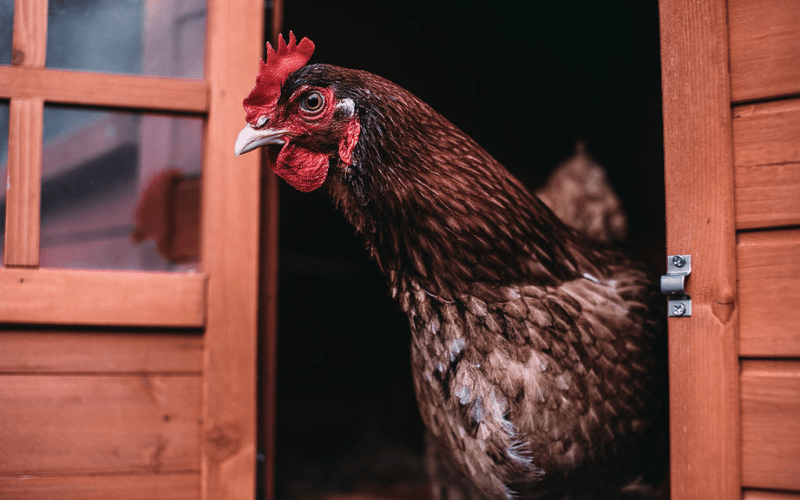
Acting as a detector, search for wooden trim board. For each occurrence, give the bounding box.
[200,0,264,499]
[0,66,208,114]
[659,0,741,498]
[4,97,44,267]
[0,268,206,327]
[0,330,203,373]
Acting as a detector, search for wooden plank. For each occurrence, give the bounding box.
[201,0,263,498]
[0,268,206,327]
[728,0,800,103]
[11,0,48,68]
[0,66,208,114]
[744,490,800,500]
[733,98,800,230]
[741,360,800,491]
[738,230,800,357]
[0,375,201,475]
[4,97,43,267]
[659,1,741,499]
[0,473,199,500]
[0,330,202,373]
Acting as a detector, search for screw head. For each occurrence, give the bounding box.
[672,255,686,268]
[672,303,686,316]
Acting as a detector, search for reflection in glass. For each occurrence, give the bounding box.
[40,105,202,271]
[0,101,8,262]
[0,0,12,65]
[46,0,205,78]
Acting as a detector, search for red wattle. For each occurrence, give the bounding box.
[272,141,329,192]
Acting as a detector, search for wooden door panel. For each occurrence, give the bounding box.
[729,0,800,103]
[733,98,800,230]
[1,0,266,499]
[0,330,202,373]
[0,375,201,476]
[741,361,800,491]
[738,230,800,356]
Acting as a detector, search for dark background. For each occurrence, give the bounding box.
[270,1,665,498]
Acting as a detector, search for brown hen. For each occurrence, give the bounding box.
[235,34,666,500]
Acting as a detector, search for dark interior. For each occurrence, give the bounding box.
[271,1,665,497]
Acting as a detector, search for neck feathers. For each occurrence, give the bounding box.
[323,75,587,297]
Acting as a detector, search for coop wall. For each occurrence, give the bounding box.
[728,0,800,497]
[0,329,203,499]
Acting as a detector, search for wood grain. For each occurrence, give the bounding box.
[0,473,199,500]
[659,0,741,498]
[741,361,800,491]
[4,97,43,267]
[11,0,48,68]
[0,330,202,373]
[201,1,264,499]
[0,66,208,113]
[728,0,800,103]
[738,230,800,357]
[733,98,800,230]
[0,268,206,327]
[0,375,201,476]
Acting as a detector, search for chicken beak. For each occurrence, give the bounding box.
[234,124,288,156]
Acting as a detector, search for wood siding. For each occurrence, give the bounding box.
[738,230,800,357]
[719,0,800,497]
[662,0,800,497]
[0,329,203,499]
[740,361,800,491]
[732,98,800,230]
[728,0,800,103]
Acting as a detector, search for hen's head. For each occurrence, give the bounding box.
[235,33,361,193]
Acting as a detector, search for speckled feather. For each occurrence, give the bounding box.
[249,62,667,500]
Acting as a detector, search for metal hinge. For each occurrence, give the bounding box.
[660,254,692,317]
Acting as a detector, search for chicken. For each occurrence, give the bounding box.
[235,33,667,500]
[534,142,628,246]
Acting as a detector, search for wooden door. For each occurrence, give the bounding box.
[0,1,267,498]
[660,0,800,498]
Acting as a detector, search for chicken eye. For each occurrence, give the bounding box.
[301,92,325,113]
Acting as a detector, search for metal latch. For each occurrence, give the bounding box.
[660,255,691,317]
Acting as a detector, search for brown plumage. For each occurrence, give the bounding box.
[235,35,667,500]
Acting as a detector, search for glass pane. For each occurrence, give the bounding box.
[46,0,205,78]
[0,0,12,65]
[41,105,201,271]
[0,101,8,262]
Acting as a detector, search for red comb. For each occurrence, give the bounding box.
[243,32,315,124]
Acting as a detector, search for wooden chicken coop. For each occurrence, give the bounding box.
[0,0,799,499]
[0,0,276,498]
